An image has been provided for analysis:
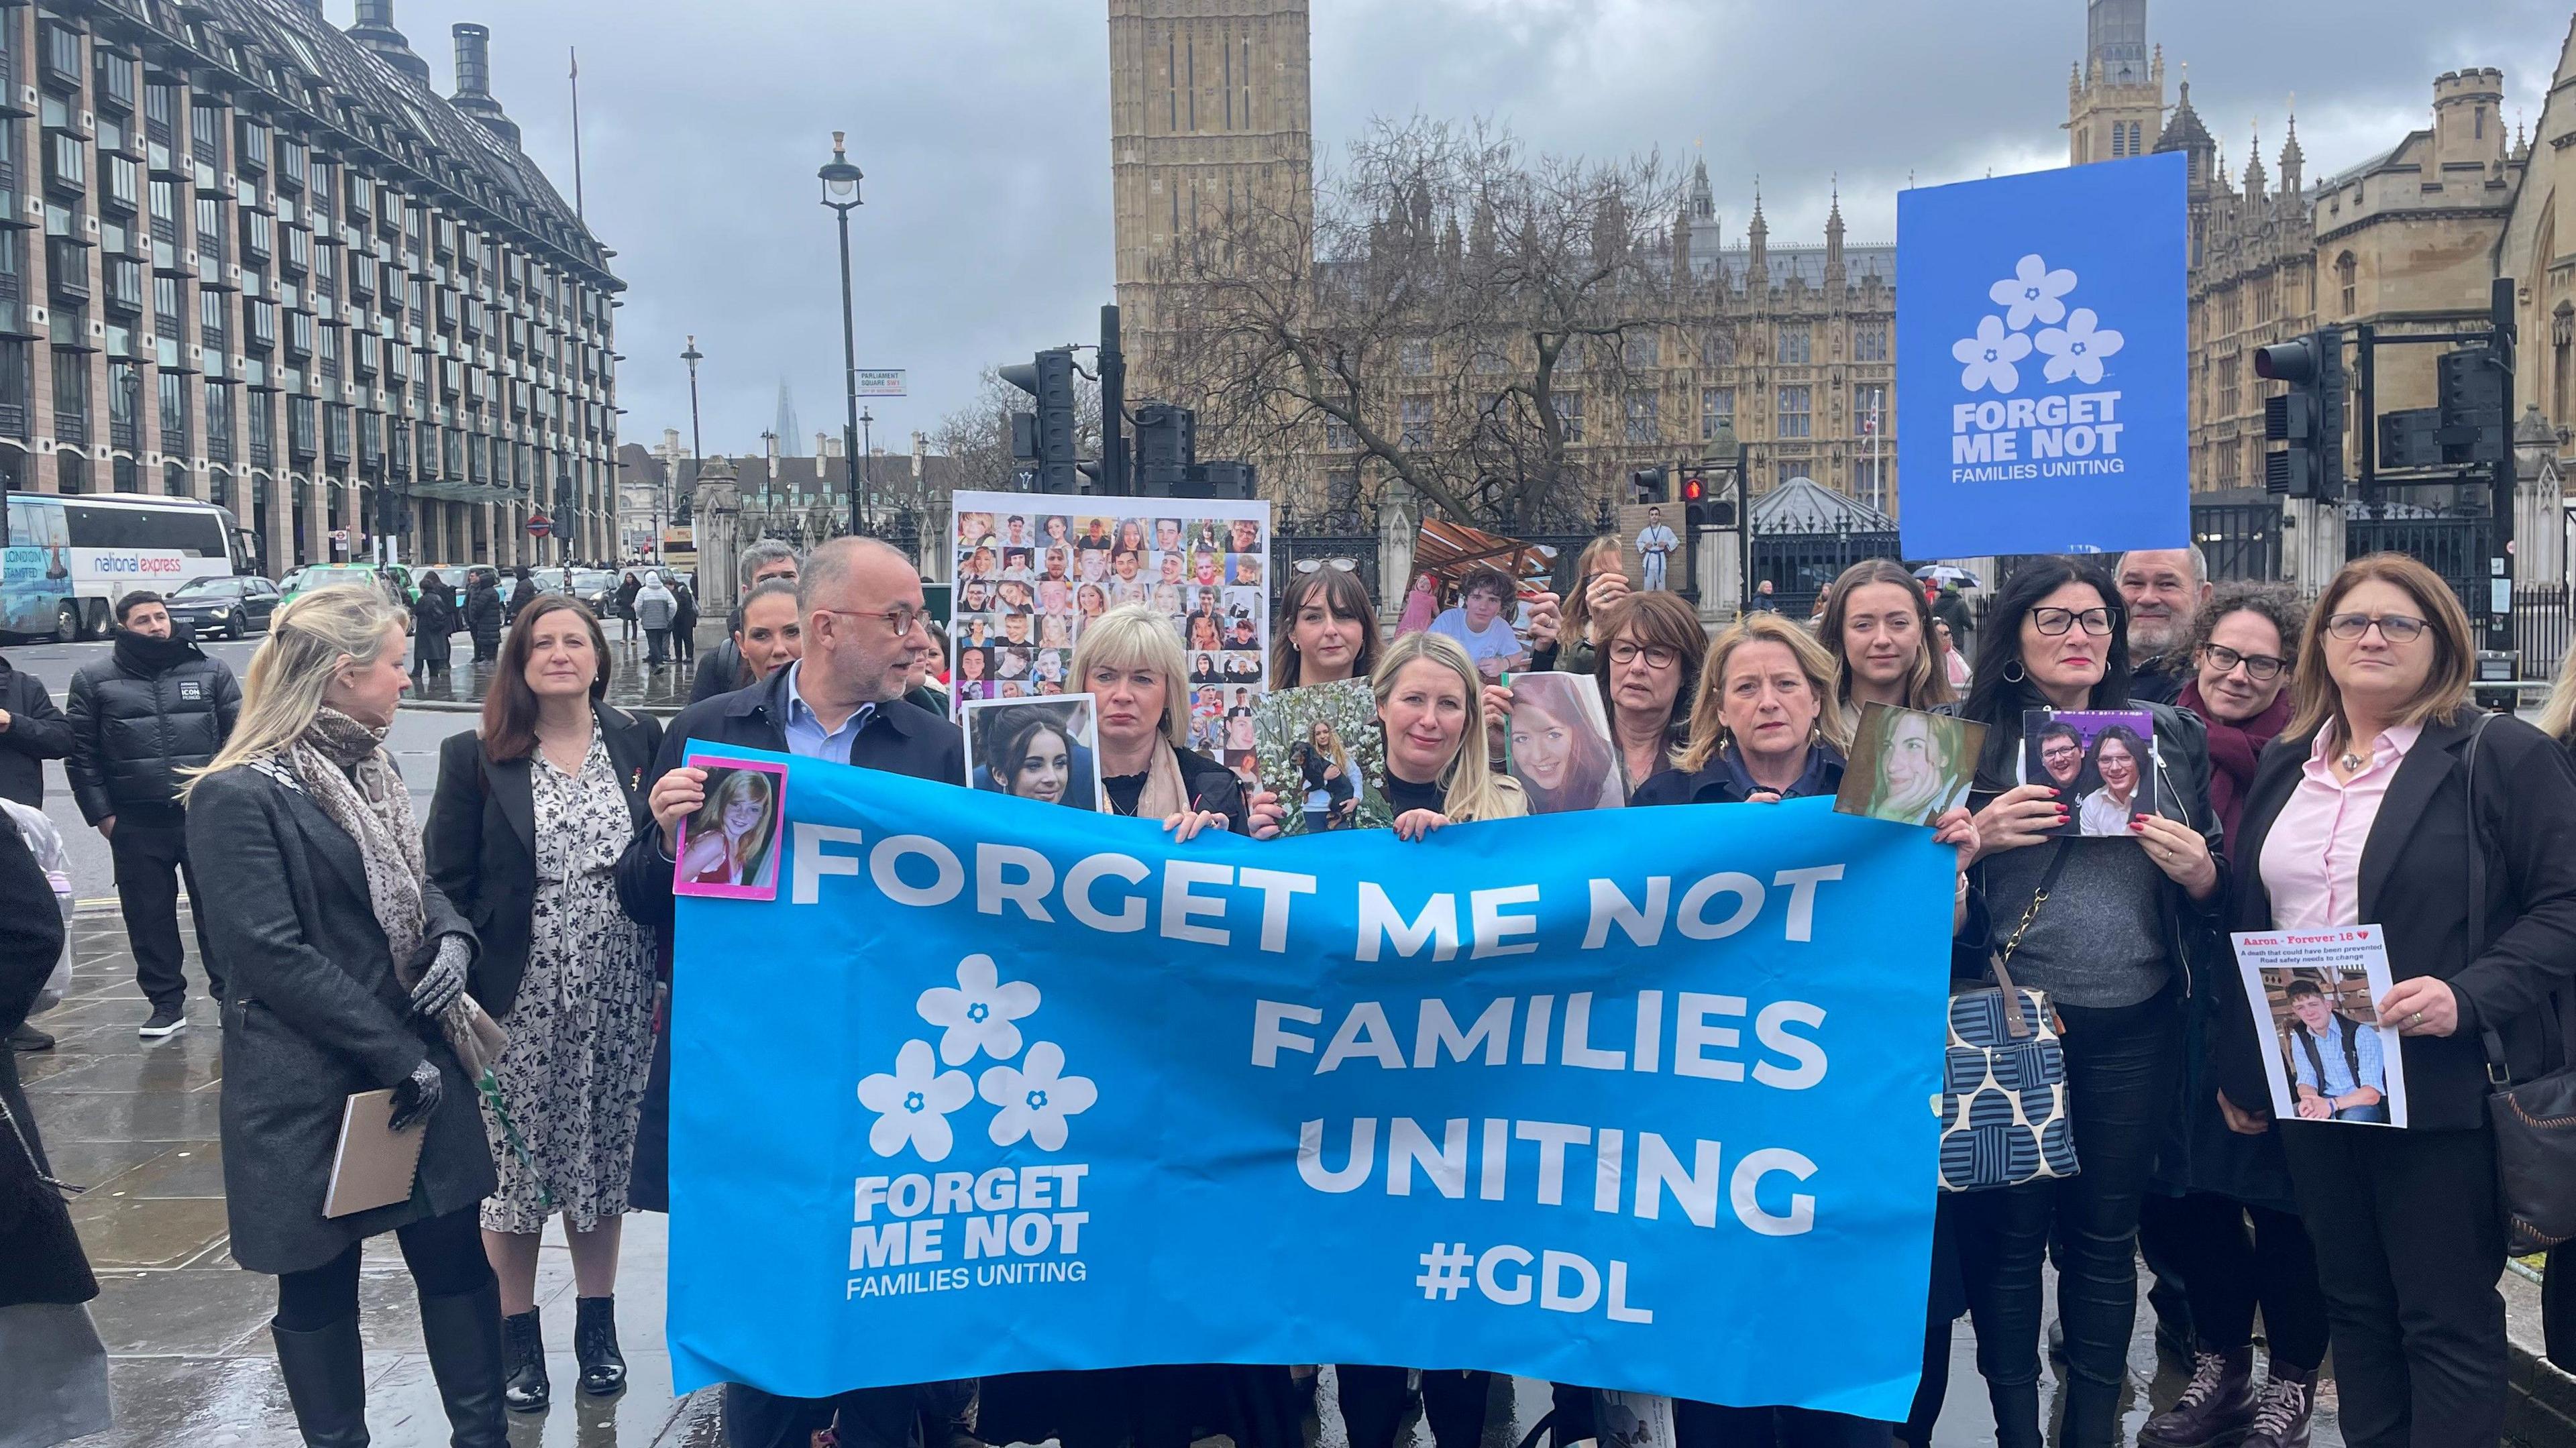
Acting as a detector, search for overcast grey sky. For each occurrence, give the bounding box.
[370,0,2573,459]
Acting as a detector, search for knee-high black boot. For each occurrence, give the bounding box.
[417,1280,512,1447]
[271,1315,372,1448]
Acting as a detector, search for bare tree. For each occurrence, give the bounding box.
[1153,116,1680,531]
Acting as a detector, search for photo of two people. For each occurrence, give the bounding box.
[2021,708,2157,836]
[1252,679,1392,835]
[672,756,790,901]
[1503,672,1625,814]
[1835,704,1984,828]
[965,695,1105,813]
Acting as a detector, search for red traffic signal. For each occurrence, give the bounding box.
[1680,472,1706,504]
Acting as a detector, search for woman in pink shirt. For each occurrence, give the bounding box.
[2214,554,2576,1448]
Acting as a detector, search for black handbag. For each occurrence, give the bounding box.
[2462,713,2576,1254]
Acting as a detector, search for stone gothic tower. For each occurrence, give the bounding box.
[2068,0,2165,165]
[1108,0,1313,376]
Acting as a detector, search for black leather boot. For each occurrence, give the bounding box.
[497,1306,549,1412]
[271,1316,372,1447]
[574,1294,627,1396]
[2240,1362,2316,1448]
[419,1280,514,1445]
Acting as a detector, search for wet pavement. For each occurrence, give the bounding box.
[22,900,2347,1448]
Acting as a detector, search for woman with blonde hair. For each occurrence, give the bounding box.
[678,768,779,888]
[1373,629,1525,837]
[1635,614,1852,806]
[2540,633,2576,746]
[1075,604,1278,840]
[184,587,511,1447]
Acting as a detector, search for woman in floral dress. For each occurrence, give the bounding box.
[425,596,661,1412]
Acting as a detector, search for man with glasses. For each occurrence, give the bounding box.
[2116,546,2214,704]
[616,535,969,1448]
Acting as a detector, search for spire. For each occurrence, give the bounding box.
[1824,175,1845,283]
[2243,122,2266,198]
[1746,179,1768,282]
[2279,103,2304,193]
[1671,206,1693,285]
[1688,152,1714,221]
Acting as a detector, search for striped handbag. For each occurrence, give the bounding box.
[1937,843,2080,1192]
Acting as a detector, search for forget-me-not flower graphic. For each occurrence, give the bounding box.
[1990,254,2078,330]
[979,1042,1097,1152]
[917,953,1041,1066]
[1953,316,2032,395]
[857,1040,975,1162]
[2035,309,2125,385]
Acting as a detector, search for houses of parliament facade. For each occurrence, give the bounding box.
[1110,0,2576,536]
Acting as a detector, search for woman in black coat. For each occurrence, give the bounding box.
[411,571,458,686]
[0,817,113,1447]
[2212,555,2576,1448]
[184,586,510,1448]
[425,597,661,1411]
[464,575,505,663]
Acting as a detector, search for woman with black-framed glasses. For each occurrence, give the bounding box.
[1941,557,2225,1448]
[1591,592,1705,793]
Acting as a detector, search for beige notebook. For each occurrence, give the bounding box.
[324,1089,427,1218]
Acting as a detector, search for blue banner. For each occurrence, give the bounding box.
[1896,152,2188,559]
[669,748,1954,1418]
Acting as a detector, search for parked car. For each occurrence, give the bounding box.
[529,567,621,616]
[162,574,283,638]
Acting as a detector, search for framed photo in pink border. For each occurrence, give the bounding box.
[672,754,790,901]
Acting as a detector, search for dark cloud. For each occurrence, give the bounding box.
[372,0,2571,456]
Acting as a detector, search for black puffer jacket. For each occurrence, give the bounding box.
[0,655,73,808]
[67,630,242,825]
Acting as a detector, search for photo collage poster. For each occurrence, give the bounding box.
[948,491,1275,782]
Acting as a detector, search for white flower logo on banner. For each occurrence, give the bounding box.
[1953,316,2033,395]
[979,1042,1098,1151]
[917,953,1040,1066]
[1990,253,2078,329]
[857,1040,975,1162]
[2035,308,2125,385]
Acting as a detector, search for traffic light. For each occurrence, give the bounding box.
[2255,325,2345,501]
[2436,346,2508,466]
[1002,347,1081,494]
[1629,466,1668,505]
[1131,401,1197,493]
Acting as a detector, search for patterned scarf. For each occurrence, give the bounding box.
[289,708,428,972]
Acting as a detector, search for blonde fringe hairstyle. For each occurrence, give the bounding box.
[1069,603,1193,746]
[2540,636,2576,744]
[1674,612,1852,774]
[1369,630,1526,823]
[182,588,411,801]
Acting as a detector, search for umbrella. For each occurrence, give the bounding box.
[1914,564,1984,590]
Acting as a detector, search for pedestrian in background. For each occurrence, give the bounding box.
[690,541,802,705]
[0,647,71,810]
[68,590,241,1038]
[614,571,642,643]
[1953,556,2224,1448]
[669,573,698,668]
[504,566,536,626]
[2214,555,2576,1448]
[615,536,968,1448]
[183,587,510,1448]
[411,571,458,691]
[0,816,112,1448]
[633,572,676,668]
[3,797,74,1054]
[427,597,661,1412]
[1933,581,1976,661]
[465,571,506,665]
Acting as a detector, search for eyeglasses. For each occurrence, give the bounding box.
[2200,643,2288,681]
[1293,557,1359,575]
[2325,612,2428,645]
[817,606,926,639]
[2029,606,2114,637]
[1607,641,1681,669]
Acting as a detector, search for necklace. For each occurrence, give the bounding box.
[2338,751,2364,773]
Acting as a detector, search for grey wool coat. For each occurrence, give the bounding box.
[186,764,495,1276]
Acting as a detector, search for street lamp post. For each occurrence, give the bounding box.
[818,131,866,539]
[858,406,873,540]
[677,335,703,567]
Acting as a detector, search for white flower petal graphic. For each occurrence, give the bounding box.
[2035,309,2124,385]
[857,1039,974,1162]
[1989,254,2078,330]
[1952,316,2031,395]
[917,953,1043,1066]
[979,1041,1095,1151]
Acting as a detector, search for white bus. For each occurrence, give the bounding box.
[3,494,256,641]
